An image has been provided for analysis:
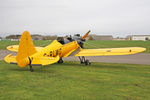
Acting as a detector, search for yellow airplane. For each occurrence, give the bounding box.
[4,31,146,72]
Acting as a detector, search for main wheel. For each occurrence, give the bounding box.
[80,61,84,64]
[58,58,63,64]
[85,60,91,66]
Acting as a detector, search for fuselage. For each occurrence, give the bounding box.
[30,40,80,60]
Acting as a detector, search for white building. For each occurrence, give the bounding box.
[127,35,150,41]
[10,39,20,41]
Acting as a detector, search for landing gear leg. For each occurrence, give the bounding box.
[78,56,85,64]
[28,57,34,72]
[29,64,34,72]
[78,56,91,66]
[58,58,64,64]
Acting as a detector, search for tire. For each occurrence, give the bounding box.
[85,60,91,66]
[58,58,63,64]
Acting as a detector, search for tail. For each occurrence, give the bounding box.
[16,31,37,67]
[4,31,60,68]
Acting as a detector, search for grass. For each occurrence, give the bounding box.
[0,40,150,53]
[0,61,150,100]
[0,39,150,99]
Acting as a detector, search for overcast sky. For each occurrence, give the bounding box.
[0,0,150,37]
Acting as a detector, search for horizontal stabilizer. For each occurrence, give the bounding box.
[75,47,146,56]
[4,53,17,64]
[4,54,60,66]
[7,45,44,52]
[7,45,18,52]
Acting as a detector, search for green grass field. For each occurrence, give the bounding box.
[0,40,150,100]
[0,61,150,100]
[0,40,150,53]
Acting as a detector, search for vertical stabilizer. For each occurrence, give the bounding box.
[16,31,37,67]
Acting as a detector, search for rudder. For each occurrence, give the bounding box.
[16,31,37,67]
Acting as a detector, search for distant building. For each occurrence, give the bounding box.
[6,35,21,40]
[42,35,57,40]
[91,35,113,40]
[31,34,43,40]
[127,35,150,41]
[0,37,2,41]
[113,38,126,41]
[10,39,20,41]
[6,34,43,41]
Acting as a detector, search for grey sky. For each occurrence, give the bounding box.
[0,0,150,37]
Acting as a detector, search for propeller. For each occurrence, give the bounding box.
[81,30,91,40]
[57,30,91,48]
[73,30,91,48]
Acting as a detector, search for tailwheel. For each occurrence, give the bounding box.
[28,57,34,72]
[29,64,34,72]
[58,58,63,64]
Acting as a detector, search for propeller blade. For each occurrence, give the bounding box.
[81,30,91,39]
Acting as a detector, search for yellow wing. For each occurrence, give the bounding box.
[7,45,44,52]
[75,47,146,56]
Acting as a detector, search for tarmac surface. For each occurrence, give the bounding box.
[1,50,150,65]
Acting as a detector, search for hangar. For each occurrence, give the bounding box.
[127,35,150,41]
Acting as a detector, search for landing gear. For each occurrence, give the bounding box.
[85,59,91,65]
[28,57,34,72]
[58,58,64,64]
[78,56,85,64]
[78,56,91,66]
[29,64,34,72]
